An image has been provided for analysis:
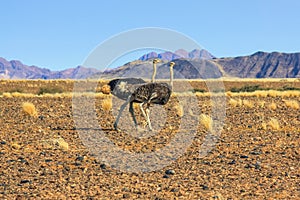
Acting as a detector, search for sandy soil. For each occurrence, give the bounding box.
[0,81,299,199]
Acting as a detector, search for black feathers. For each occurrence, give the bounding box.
[108,78,146,100]
[130,82,171,105]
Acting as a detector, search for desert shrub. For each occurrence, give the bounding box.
[38,87,63,95]
[22,102,38,117]
[191,88,206,93]
[230,85,262,93]
[280,85,300,91]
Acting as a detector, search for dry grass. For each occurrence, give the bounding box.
[261,122,267,130]
[101,84,111,94]
[268,118,280,130]
[42,137,69,151]
[101,98,112,111]
[242,100,254,108]
[56,138,69,151]
[228,98,238,107]
[258,100,265,108]
[22,102,38,117]
[200,114,213,131]
[175,104,184,117]
[284,100,299,109]
[268,102,277,110]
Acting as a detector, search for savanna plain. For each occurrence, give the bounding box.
[0,79,299,199]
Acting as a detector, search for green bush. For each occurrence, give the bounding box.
[230,85,262,93]
[38,87,63,95]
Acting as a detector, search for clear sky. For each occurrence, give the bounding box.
[1,0,300,71]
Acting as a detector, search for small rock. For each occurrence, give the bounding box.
[123,193,130,198]
[228,160,236,165]
[266,173,273,178]
[165,169,175,175]
[254,162,261,169]
[240,155,248,159]
[100,164,106,169]
[163,174,170,178]
[250,151,261,155]
[20,180,30,184]
[45,159,53,163]
[38,115,45,120]
[200,184,209,190]
[76,156,84,162]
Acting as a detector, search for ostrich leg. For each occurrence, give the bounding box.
[113,98,130,130]
[145,106,153,130]
[129,101,140,130]
[139,102,153,131]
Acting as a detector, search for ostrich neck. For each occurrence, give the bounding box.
[151,63,157,83]
[170,66,174,90]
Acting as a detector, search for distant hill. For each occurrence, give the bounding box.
[139,49,215,61]
[1,49,300,79]
[0,57,100,79]
[98,51,300,79]
[214,51,300,78]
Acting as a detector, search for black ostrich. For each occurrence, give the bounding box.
[103,58,161,100]
[113,61,175,131]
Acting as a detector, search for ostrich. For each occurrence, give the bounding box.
[101,58,161,100]
[113,61,175,131]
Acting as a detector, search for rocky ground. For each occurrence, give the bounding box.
[0,81,299,199]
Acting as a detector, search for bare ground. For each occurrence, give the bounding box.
[0,81,299,199]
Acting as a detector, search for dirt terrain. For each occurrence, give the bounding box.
[0,80,299,199]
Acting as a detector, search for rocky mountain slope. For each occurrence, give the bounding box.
[1,49,300,79]
[139,49,215,61]
[214,51,300,78]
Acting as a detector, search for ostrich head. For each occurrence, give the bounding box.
[153,58,161,64]
[169,61,175,68]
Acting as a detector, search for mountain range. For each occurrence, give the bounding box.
[1,49,300,79]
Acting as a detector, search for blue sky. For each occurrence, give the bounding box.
[1,0,300,71]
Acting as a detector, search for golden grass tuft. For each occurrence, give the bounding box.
[261,122,267,130]
[101,98,112,111]
[56,138,69,151]
[228,98,238,107]
[11,142,21,150]
[268,102,277,110]
[2,92,12,98]
[258,100,265,108]
[175,104,184,117]
[284,100,299,109]
[200,114,213,131]
[22,102,38,117]
[242,100,254,108]
[268,118,280,130]
[101,85,111,94]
